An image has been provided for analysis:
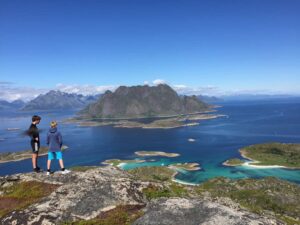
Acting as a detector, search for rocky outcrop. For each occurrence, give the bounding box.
[0,166,285,225]
[1,166,146,224]
[133,197,280,225]
[81,84,209,118]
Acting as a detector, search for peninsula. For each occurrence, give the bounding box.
[223,143,300,169]
[0,146,68,163]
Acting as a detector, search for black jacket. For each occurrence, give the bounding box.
[28,123,40,143]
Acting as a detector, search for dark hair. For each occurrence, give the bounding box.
[32,115,41,122]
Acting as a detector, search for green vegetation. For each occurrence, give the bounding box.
[128,166,175,182]
[63,205,145,225]
[0,145,68,163]
[70,166,100,172]
[143,183,188,200]
[196,177,300,225]
[240,142,300,168]
[223,158,245,166]
[0,181,59,218]
[129,166,189,200]
[143,118,184,128]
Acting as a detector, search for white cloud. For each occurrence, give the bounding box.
[152,79,166,85]
[0,82,116,102]
[0,82,48,102]
[1,79,298,102]
[55,84,117,95]
[172,84,224,96]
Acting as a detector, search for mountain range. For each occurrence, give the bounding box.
[0,100,25,110]
[22,90,100,111]
[81,84,209,118]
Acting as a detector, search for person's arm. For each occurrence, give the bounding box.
[47,132,50,145]
[58,132,63,148]
[32,127,39,142]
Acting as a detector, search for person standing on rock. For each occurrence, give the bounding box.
[46,121,70,175]
[28,115,42,173]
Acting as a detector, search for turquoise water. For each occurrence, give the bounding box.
[0,99,300,184]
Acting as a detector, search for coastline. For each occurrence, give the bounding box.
[0,152,48,164]
[239,149,300,170]
[0,146,68,164]
[66,111,226,129]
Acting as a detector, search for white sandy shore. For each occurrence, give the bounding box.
[117,162,127,168]
[171,178,198,186]
[242,161,286,169]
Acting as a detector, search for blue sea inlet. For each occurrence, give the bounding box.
[0,99,300,184]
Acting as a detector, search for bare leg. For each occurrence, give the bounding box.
[59,159,64,169]
[32,153,37,168]
[47,160,51,170]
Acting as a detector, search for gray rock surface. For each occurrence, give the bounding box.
[1,166,146,225]
[133,197,281,225]
[1,166,283,225]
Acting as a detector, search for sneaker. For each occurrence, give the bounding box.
[61,169,70,174]
[33,168,40,173]
[46,170,54,175]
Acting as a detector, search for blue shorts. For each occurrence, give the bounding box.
[48,152,62,160]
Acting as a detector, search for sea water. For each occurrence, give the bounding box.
[0,99,299,184]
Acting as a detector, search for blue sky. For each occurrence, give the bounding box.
[0,0,299,100]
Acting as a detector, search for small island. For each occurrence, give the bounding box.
[224,142,300,169]
[0,146,69,163]
[102,159,145,167]
[168,163,201,171]
[6,128,20,131]
[222,158,245,166]
[135,151,180,157]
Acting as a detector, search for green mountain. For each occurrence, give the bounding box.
[81,84,209,118]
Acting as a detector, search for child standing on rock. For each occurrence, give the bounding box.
[46,121,70,175]
[28,115,42,173]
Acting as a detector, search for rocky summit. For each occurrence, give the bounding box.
[0,166,287,225]
[81,84,209,118]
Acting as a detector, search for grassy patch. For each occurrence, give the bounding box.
[195,177,300,225]
[0,181,59,218]
[128,166,175,182]
[70,166,100,172]
[63,204,145,225]
[223,158,244,166]
[241,142,300,168]
[143,183,188,200]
